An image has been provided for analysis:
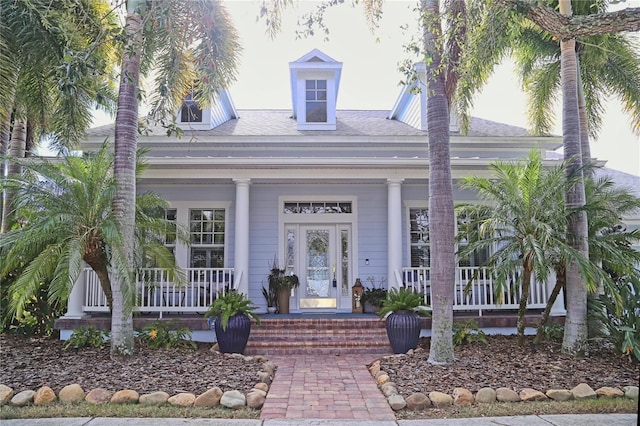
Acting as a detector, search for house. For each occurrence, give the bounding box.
[55,49,638,342]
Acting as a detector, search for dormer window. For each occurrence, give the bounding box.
[290,49,342,131]
[180,92,203,123]
[305,80,327,122]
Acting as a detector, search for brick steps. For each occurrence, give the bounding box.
[244,317,393,356]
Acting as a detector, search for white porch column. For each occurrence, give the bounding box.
[61,270,86,319]
[387,179,404,290]
[233,179,251,295]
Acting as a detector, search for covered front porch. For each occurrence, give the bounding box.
[55,265,566,342]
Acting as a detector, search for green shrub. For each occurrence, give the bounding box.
[137,320,197,350]
[541,323,564,341]
[453,320,488,346]
[64,326,110,350]
[592,279,640,362]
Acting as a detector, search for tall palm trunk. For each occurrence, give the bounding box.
[559,0,589,357]
[111,4,143,357]
[423,0,455,365]
[576,53,591,174]
[534,264,566,345]
[1,120,26,233]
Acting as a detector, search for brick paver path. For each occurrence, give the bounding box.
[260,355,396,420]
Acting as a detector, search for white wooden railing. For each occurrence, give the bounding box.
[83,267,236,318]
[400,266,549,316]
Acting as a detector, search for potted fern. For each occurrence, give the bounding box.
[204,291,260,354]
[379,288,430,354]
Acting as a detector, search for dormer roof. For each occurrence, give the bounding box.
[289,49,343,130]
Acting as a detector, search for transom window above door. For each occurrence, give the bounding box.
[284,201,352,214]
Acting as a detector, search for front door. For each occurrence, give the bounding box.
[299,225,338,310]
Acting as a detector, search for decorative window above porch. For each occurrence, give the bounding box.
[289,49,342,130]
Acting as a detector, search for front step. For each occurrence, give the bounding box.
[245,316,393,356]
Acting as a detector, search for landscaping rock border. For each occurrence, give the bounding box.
[368,355,639,412]
[0,352,276,410]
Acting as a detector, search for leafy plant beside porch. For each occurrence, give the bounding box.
[204,291,260,354]
[267,258,299,314]
[379,288,430,354]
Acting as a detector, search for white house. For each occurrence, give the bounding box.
[56,49,639,340]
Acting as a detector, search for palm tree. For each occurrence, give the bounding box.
[458,150,594,345]
[0,144,181,326]
[421,0,457,364]
[110,0,240,356]
[0,0,119,232]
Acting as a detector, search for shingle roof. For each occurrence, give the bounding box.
[86,110,535,139]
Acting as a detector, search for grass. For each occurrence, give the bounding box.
[1,398,636,420]
[396,398,638,420]
[0,403,260,420]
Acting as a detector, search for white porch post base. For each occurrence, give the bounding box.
[387,179,404,290]
[234,178,251,295]
[60,274,85,319]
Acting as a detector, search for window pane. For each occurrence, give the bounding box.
[306,80,315,89]
[317,80,327,89]
[317,90,327,101]
[306,90,315,100]
[306,102,327,122]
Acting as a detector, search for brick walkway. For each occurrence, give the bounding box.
[260,355,396,420]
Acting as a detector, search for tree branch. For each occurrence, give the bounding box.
[498,0,640,40]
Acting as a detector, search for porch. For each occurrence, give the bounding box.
[55,266,566,347]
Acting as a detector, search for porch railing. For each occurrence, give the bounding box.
[83,267,236,318]
[401,267,549,316]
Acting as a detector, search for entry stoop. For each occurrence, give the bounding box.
[244,316,393,356]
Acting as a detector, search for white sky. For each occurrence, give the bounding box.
[221,0,640,176]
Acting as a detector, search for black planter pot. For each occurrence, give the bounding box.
[385,310,421,354]
[214,313,252,354]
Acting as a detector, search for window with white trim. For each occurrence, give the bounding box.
[189,209,225,268]
[456,210,490,267]
[408,208,490,268]
[164,208,177,256]
[305,79,327,122]
[180,92,203,123]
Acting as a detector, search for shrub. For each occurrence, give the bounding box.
[204,291,260,331]
[379,287,430,318]
[453,320,488,346]
[592,279,640,362]
[64,326,110,350]
[137,320,197,350]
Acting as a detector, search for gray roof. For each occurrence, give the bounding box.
[595,167,640,198]
[86,110,536,139]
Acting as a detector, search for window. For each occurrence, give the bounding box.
[164,208,177,256]
[189,209,225,268]
[305,80,327,122]
[456,211,490,268]
[180,92,203,123]
[409,208,430,267]
[284,201,352,214]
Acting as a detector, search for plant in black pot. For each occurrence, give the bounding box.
[379,287,430,354]
[363,276,388,314]
[204,291,260,354]
[268,259,299,314]
[262,285,277,314]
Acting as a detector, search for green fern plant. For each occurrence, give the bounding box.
[378,288,430,319]
[64,326,109,350]
[453,320,488,346]
[204,291,261,331]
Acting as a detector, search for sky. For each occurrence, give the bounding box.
[93,0,640,176]
[222,0,640,176]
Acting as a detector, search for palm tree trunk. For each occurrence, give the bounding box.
[423,0,455,365]
[559,0,589,357]
[534,265,565,345]
[1,120,26,233]
[517,266,532,346]
[110,3,143,357]
[576,53,591,175]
